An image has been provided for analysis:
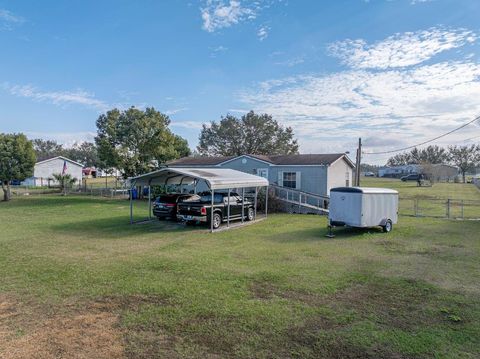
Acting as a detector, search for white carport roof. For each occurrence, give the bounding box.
[130,167,269,190]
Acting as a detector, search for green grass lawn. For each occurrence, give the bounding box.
[1,194,479,358]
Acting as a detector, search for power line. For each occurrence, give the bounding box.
[363,115,480,155]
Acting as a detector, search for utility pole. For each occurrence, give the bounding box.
[355,137,362,186]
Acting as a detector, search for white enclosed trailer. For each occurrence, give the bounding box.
[328,187,399,233]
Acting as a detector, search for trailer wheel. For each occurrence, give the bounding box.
[382,219,393,233]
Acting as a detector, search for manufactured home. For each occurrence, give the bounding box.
[167,153,355,198]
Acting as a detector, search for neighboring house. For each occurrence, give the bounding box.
[378,165,421,178]
[378,164,458,181]
[23,156,83,187]
[167,153,355,197]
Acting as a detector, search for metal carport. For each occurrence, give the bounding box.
[129,167,269,232]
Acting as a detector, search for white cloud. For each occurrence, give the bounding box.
[257,25,269,41]
[201,0,256,32]
[25,131,96,146]
[165,108,189,116]
[2,83,109,111]
[328,27,477,69]
[209,45,228,57]
[170,120,204,129]
[0,8,24,30]
[274,56,305,67]
[239,61,480,161]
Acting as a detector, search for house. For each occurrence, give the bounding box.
[167,153,355,197]
[378,164,458,181]
[23,156,84,187]
[378,165,421,178]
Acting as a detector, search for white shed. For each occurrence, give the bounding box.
[28,156,83,187]
[328,187,399,232]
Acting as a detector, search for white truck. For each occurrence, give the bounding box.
[328,187,399,233]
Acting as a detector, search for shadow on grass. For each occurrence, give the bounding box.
[0,194,119,209]
[52,215,199,240]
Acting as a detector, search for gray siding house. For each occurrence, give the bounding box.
[167,154,355,197]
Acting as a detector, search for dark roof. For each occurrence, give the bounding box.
[267,154,347,166]
[167,156,235,166]
[167,153,353,167]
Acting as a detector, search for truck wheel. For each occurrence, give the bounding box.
[213,212,222,229]
[382,220,393,233]
[247,207,254,221]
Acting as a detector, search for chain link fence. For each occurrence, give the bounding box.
[400,197,480,219]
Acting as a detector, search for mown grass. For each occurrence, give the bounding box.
[0,193,479,358]
[363,177,480,218]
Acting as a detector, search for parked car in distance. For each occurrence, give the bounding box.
[400,174,420,181]
[363,172,376,177]
[177,191,254,229]
[152,194,197,220]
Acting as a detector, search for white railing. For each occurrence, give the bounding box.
[270,184,329,214]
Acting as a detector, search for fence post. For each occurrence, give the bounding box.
[414,198,418,217]
[461,200,464,219]
[446,199,450,219]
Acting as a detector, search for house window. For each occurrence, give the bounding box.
[283,172,297,188]
[345,172,350,187]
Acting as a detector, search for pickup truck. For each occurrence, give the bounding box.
[152,193,196,220]
[177,191,254,229]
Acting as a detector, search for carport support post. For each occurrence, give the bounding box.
[265,186,268,218]
[241,188,245,223]
[254,187,258,220]
[211,189,214,232]
[148,185,152,220]
[227,188,231,227]
[129,186,133,224]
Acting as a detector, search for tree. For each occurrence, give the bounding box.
[64,142,99,167]
[0,133,36,201]
[447,145,480,183]
[387,145,449,166]
[173,134,191,159]
[197,111,299,156]
[52,173,77,195]
[95,107,190,178]
[32,139,65,162]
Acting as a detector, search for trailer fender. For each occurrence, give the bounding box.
[379,218,389,226]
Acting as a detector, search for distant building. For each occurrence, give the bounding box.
[378,165,420,178]
[378,164,458,181]
[23,156,83,187]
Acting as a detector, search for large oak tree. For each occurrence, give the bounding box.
[95,107,190,177]
[197,111,299,156]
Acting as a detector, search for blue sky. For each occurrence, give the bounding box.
[1,0,479,164]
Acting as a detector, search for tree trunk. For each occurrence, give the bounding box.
[462,171,466,183]
[2,181,11,201]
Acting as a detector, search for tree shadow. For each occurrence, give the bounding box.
[52,216,199,240]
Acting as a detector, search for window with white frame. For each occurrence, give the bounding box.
[283,172,297,188]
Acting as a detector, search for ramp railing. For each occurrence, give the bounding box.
[270,184,329,214]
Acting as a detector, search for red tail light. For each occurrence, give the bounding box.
[201,207,207,215]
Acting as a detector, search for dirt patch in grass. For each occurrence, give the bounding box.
[248,278,455,357]
[0,294,173,359]
[0,294,125,359]
[329,279,444,330]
